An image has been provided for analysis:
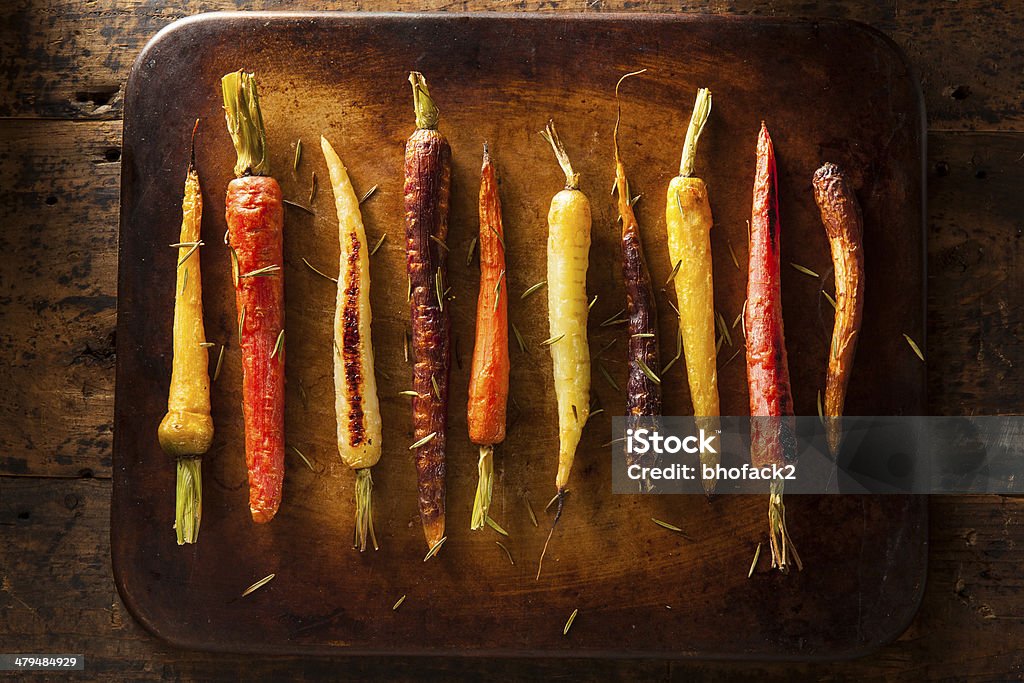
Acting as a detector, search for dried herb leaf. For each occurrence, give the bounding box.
[283,199,314,215]
[496,541,515,565]
[239,264,281,279]
[664,259,682,287]
[213,344,225,382]
[242,573,275,597]
[423,536,447,561]
[651,517,684,533]
[540,333,565,347]
[485,516,509,537]
[563,608,578,636]
[301,257,337,283]
[637,357,661,385]
[409,432,437,450]
[359,184,378,204]
[512,322,528,354]
[370,233,387,256]
[903,334,925,362]
[790,262,820,278]
[599,363,620,392]
[521,280,547,299]
[748,542,762,578]
[271,329,285,360]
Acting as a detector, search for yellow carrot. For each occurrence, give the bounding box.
[665,87,720,494]
[321,136,383,551]
[536,120,591,580]
[158,122,212,545]
[542,120,592,499]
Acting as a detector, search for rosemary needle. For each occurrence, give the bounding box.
[495,541,515,565]
[242,573,275,597]
[409,432,437,450]
[563,608,579,636]
[359,184,378,204]
[423,536,447,561]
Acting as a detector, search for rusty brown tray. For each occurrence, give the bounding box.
[114,12,927,659]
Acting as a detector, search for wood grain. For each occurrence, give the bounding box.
[0,0,1023,678]
[0,120,119,478]
[3,1,1023,131]
[4,478,1024,680]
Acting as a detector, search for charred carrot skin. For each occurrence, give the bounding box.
[745,123,799,572]
[404,72,452,549]
[467,146,509,446]
[745,123,794,465]
[227,175,285,523]
[812,163,864,456]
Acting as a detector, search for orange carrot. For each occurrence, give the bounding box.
[467,144,510,530]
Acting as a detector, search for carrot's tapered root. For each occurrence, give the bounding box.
[536,488,567,581]
[767,478,802,573]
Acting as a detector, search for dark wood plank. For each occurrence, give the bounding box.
[927,132,1024,415]
[4,478,1024,679]
[0,120,119,478]
[3,1,1023,132]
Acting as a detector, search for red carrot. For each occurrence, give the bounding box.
[744,122,800,572]
[404,72,452,550]
[467,144,510,530]
[222,71,285,524]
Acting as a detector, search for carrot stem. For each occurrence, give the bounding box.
[354,468,378,551]
[679,88,712,177]
[221,71,269,177]
[174,457,202,545]
[470,444,494,530]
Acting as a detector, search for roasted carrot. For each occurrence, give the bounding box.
[321,136,384,551]
[612,72,661,490]
[468,144,510,530]
[158,121,212,545]
[222,71,285,524]
[812,163,864,457]
[537,120,591,578]
[404,72,452,550]
[745,122,800,572]
[665,87,720,495]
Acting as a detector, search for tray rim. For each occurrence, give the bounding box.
[112,9,929,661]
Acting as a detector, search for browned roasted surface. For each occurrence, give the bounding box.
[404,127,452,549]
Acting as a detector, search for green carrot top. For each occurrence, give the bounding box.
[409,71,440,131]
[679,87,712,178]
[221,70,269,178]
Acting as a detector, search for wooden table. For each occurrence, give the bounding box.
[1,1,1022,679]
